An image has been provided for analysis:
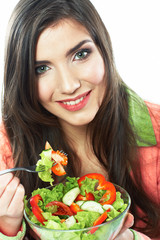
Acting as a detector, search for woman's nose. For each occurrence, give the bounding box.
[57,67,81,94]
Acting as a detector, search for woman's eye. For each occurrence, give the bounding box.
[74,49,91,61]
[35,65,50,75]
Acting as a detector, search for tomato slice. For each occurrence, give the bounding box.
[51,162,66,176]
[46,201,73,216]
[70,202,82,215]
[45,141,68,176]
[51,150,68,166]
[60,219,66,223]
[45,141,68,166]
[45,141,52,150]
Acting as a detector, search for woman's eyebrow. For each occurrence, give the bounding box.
[66,39,92,57]
[35,60,51,66]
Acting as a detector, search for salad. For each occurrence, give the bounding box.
[24,143,130,240]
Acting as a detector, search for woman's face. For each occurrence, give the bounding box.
[36,19,106,128]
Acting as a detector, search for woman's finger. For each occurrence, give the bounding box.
[114,213,134,239]
[0,173,13,197]
[0,176,20,215]
[120,213,134,234]
[8,183,25,218]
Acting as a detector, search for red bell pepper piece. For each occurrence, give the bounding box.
[98,181,116,205]
[31,206,46,225]
[30,194,42,207]
[93,210,108,225]
[78,173,116,205]
[88,210,108,234]
[78,173,106,190]
[75,191,95,201]
[46,201,73,216]
[85,191,95,200]
[70,202,83,215]
[30,194,46,225]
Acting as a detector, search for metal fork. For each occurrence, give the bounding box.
[0,149,68,176]
[60,150,68,156]
[0,164,45,176]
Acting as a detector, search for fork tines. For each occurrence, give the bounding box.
[60,150,68,156]
[38,164,46,171]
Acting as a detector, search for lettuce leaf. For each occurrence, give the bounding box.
[107,192,127,221]
[75,211,100,228]
[31,183,64,206]
[64,176,79,194]
[79,177,105,201]
[112,192,125,210]
[36,149,54,185]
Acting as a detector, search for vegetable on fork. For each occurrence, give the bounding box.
[45,141,68,176]
[36,141,68,185]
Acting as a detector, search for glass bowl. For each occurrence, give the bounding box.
[24,184,131,240]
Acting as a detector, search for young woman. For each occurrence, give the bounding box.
[0,0,159,239]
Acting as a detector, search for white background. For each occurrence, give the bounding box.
[0,0,159,119]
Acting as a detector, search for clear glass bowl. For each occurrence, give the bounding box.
[24,184,131,240]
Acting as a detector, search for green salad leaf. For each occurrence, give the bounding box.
[75,211,100,228]
[64,176,79,194]
[79,177,105,201]
[36,149,54,185]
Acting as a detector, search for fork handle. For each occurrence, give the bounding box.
[0,168,26,176]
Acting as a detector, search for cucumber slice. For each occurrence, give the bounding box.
[65,216,76,228]
[76,201,84,207]
[103,204,114,211]
[81,201,104,214]
[62,187,80,206]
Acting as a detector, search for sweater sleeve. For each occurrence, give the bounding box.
[0,123,14,170]
[135,102,160,239]
[0,220,26,240]
[130,229,151,240]
[0,124,26,239]
[138,102,160,205]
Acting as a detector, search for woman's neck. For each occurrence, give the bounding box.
[59,120,108,178]
[59,120,89,147]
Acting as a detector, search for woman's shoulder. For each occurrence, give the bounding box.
[145,101,160,117]
[138,101,160,204]
[0,122,13,170]
[0,122,11,147]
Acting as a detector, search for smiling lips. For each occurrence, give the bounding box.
[58,91,91,111]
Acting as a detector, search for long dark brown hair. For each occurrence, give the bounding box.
[2,0,159,237]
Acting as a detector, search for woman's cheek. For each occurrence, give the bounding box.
[85,58,105,85]
[37,79,54,102]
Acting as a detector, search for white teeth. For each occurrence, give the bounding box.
[63,96,84,105]
[70,101,75,105]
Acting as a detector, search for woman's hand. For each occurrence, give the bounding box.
[0,173,25,236]
[113,213,134,240]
